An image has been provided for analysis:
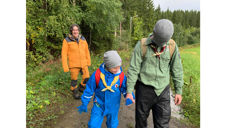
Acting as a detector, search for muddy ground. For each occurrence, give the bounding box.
[48,90,193,128]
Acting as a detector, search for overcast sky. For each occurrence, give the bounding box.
[153,0,200,11]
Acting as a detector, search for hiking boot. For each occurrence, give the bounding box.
[73,88,81,99]
[79,84,86,93]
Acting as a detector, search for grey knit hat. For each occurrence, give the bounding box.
[103,50,122,69]
[152,19,174,47]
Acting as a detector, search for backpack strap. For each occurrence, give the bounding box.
[140,38,148,58]
[95,68,125,90]
[95,68,101,88]
[119,71,124,89]
[168,39,176,59]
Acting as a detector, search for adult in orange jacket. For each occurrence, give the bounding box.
[61,24,91,99]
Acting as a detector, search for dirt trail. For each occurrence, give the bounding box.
[50,90,191,128]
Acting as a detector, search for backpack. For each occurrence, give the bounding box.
[95,68,124,89]
[140,38,176,59]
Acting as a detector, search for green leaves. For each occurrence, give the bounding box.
[44,100,50,105]
[26,0,83,67]
[132,15,144,46]
[82,0,123,49]
[26,0,124,67]
[26,59,72,127]
[173,24,200,46]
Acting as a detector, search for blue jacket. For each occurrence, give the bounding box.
[81,63,127,116]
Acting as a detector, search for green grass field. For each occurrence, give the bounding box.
[179,44,200,127]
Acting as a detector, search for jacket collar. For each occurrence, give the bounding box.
[68,34,82,42]
[99,63,122,76]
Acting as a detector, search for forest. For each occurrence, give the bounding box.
[26,0,200,67]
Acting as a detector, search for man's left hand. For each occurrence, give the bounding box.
[174,94,182,105]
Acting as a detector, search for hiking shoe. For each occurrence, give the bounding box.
[73,88,81,99]
[79,84,86,93]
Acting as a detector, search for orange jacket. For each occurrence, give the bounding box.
[61,35,91,72]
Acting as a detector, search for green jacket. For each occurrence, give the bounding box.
[127,36,183,96]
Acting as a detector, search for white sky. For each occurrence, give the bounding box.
[153,0,200,11]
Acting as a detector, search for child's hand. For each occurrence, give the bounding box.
[125,92,135,106]
[77,104,88,114]
[126,98,133,106]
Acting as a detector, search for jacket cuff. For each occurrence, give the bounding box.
[63,67,69,72]
[175,87,182,95]
[127,84,134,93]
[82,100,90,106]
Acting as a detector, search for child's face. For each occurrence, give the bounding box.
[108,66,121,74]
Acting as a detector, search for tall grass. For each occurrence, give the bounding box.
[179,44,200,127]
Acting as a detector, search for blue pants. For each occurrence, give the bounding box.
[88,103,119,128]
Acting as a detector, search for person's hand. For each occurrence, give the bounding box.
[125,92,135,106]
[174,94,182,105]
[77,104,88,114]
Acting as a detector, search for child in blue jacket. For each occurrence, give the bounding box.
[77,50,135,128]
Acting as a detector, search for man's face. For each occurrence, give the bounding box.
[108,66,121,74]
[72,26,79,38]
[155,41,167,47]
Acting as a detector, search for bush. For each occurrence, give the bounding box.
[131,15,144,47]
[26,59,72,127]
[173,24,200,46]
[26,0,83,67]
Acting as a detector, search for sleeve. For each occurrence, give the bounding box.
[85,41,91,66]
[170,44,184,95]
[81,71,96,105]
[120,75,127,98]
[126,41,143,93]
[61,39,69,72]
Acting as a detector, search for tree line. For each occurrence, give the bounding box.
[26,0,200,67]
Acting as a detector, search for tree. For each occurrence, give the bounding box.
[82,0,123,52]
[26,0,123,66]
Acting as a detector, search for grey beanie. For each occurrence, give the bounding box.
[103,50,122,69]
[152,19,174,46]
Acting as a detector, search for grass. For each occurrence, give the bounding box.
[179,44,200,127]
[26,52,105,128]
[26,59,73,127]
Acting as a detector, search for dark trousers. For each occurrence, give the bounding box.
[135,81,171,128]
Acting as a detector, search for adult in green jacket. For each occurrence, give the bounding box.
[126,19,183,128]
